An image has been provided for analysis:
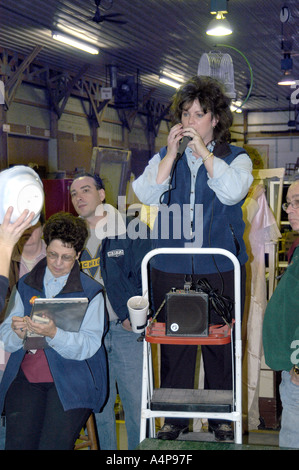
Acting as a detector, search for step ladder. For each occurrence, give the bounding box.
[139,248,242,444]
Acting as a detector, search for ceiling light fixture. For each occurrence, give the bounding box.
[159,75,181,89]
[206,0,233,36]
[230,100,243,113]
[52,31,99,55]
[277,53,296,86]
[277,71,297,86]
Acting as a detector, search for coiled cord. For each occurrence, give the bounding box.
[196,278,233,326]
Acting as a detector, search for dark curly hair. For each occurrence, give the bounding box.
[170,75,233,143]
[43,212,88,254]
[72,172,105,190]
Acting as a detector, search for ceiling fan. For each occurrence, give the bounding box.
[91,0,127,25]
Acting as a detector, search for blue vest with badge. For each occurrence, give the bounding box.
[0,259,108,414]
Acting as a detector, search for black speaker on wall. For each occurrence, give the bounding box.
[165,290,209,337]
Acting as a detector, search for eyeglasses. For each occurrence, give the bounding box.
[46,250,76,263]
[282,200,299,211]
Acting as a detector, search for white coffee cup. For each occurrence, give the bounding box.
[127,296,149,334]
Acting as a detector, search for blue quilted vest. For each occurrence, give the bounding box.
[0,259,108,413]
[151,144,248,274]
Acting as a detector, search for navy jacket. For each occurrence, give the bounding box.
[99,218,152,322]
[0,258,108,413]
[0,276,8,312]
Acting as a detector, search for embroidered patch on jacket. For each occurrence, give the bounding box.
[80,245,101,278]
[107,249,124,257]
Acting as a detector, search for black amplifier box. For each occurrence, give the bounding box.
[165,289,209,337]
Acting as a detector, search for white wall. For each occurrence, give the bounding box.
[232,110,299,169]
[7,84,50,130]
[247,111,299,168]
[248,136,299,169]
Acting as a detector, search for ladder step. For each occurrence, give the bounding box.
[150,388,233,413]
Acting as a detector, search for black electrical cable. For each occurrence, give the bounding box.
[196,278,233,326]
[158,154,179,205]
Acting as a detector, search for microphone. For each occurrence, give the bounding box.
[177,136,192,158]
[162,135,192,205]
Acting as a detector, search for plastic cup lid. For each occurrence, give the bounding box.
[0,165,44,225]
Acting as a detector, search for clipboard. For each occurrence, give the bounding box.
[23,297,89,350]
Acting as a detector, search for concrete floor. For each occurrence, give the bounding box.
[116,420,280,450]
[115,392,281,450]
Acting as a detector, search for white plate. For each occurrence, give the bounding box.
[0,166,44,225]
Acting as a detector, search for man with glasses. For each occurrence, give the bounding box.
[263,179,299,448]
[70,173,151,450]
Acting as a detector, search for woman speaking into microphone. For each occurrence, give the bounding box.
[133,75,253,441]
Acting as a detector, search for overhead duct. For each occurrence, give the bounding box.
[106,65,138,109]
[114,75,139,109]
[108,64,118,89]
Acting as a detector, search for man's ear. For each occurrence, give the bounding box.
[98,188,106,202]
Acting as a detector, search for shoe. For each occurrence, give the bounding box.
[156,424,189,440]
[208,423,234,441]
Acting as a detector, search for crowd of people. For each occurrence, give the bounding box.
[0,74,297,450]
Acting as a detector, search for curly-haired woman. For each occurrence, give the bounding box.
[133,76,253,441]
[0,212,107,450]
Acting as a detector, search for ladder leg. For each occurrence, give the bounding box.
[140,340,154,442]
[235,338,242,444]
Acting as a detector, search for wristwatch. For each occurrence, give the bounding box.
[293,365,299,375]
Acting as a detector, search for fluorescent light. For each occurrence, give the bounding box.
[278,74,297,86]
[52,31,99,55]
[159,76,181,88]
[206,14,233,36]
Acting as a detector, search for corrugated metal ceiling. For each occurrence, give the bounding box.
[0,0,299,114]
